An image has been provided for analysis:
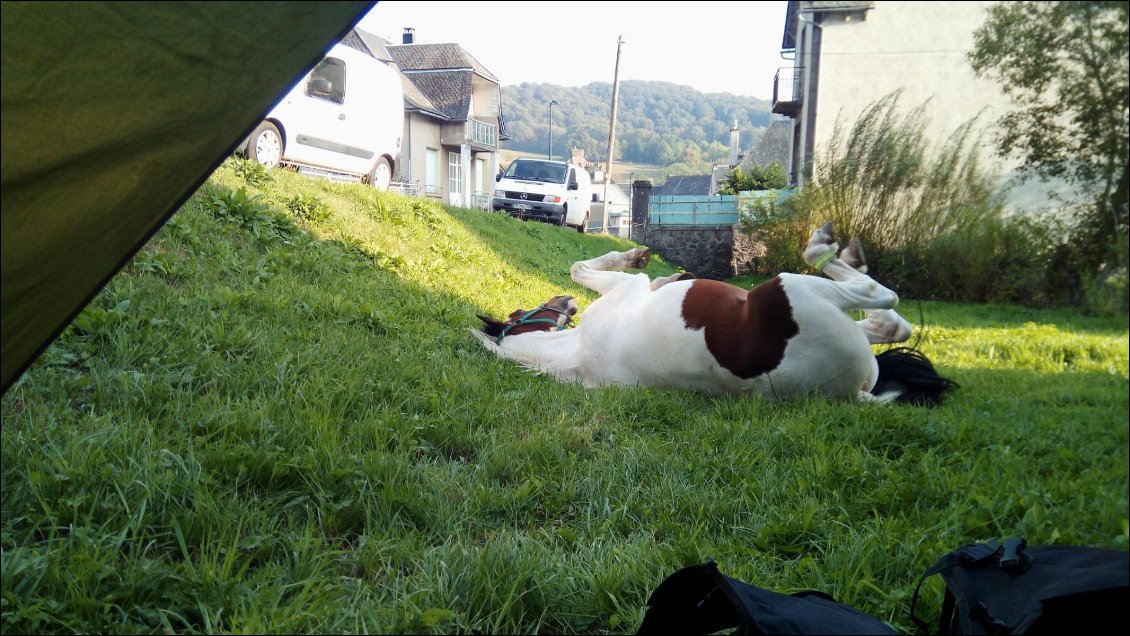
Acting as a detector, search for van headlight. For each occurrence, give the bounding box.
[546,195,561,204]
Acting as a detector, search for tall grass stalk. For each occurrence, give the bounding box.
[808,90,1004,253]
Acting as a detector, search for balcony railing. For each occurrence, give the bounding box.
[389,180,419,197]
[469,118,497,146]
[772,67,803,117]
[470,193,491,210]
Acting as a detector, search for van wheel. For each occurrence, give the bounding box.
[246,122,282,168]
[576,212,588,233]
[369,157,392,191]
[559,205,569,227]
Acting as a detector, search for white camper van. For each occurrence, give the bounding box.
[240,42,404,190]
[492,158,592,232]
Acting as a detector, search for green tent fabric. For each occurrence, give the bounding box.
[1,1,376,393]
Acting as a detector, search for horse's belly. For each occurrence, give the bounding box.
[579,320,748,392]
[765,320,875,399]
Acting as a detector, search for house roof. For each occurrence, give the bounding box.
[385,43,499,122]
[397,70,473,121]
[783,1,875,49]
[806,0,874,9]
[399,75,448,120]
[386,43,499,82]
[349,28,394,63]
[651,175,713,196]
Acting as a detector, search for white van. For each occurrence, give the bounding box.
[240,42,404,190]
[492,158,592,232]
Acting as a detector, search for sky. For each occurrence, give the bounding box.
[357,1,791,100]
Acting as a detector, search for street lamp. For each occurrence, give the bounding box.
[547,99,559,160]
[628,171,634,240]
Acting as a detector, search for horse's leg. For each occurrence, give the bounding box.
[570,248,651,296]
[576,247,651,272]
[650,272,695,291]
[803,222,873,283]
[835,235,912,343]
[803,223,912,344]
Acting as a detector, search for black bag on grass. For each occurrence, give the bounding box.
[910,537,1129,635]
[636,560,898,635]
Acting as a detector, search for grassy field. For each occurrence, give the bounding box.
[2,159,1127,634]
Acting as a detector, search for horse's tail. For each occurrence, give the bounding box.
[872,347,959,407]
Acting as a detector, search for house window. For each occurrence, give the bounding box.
[305,57,345,104]
[425,148,438,195]
[448,151,463,198]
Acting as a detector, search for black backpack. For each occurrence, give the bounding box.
[636,560,899,635]
[910,537,1129,635]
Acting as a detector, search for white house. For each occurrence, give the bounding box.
[358,29,506,209]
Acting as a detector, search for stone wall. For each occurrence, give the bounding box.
[630,179,767,281]
[731,229,767,277]
[636,225,736,280]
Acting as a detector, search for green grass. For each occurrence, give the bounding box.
[2,158,1127,634]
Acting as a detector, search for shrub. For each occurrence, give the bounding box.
[284,192,332,222]
[741,91,1109,308]
[230,157,275,187]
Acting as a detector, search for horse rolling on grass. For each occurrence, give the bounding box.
[475,222,958,405]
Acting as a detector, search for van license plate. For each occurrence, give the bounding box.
[514,204,531,211]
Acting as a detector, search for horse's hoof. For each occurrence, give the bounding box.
[628,249,652,269]
[819,221,835,243]
[841,236,866,270]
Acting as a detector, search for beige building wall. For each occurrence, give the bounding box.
[794,1,1063,211]
[812,2,1012,158]
[401,113,445,199]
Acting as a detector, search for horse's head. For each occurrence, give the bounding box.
[478,295,578,342]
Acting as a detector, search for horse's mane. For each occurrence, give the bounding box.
[872,346,960,406]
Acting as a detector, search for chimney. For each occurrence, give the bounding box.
[729,120,739,168]
[402,27,415,44]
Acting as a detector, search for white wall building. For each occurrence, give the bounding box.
[773,1,1060,211]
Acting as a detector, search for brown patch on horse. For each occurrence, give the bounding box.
[681,277,798,379]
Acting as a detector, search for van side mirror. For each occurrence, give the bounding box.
[495,174,502,182]
[308,78,332,96]
[568,182,578,191]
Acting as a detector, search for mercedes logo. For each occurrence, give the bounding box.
[520,192,528,200]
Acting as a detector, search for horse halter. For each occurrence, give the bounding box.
[495,303,574,344]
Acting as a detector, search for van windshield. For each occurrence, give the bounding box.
[505,160,568,184]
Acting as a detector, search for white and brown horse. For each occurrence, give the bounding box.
[476,222,957,405]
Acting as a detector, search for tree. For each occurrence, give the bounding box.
[718,163,787,194]
[969,1,1129,307]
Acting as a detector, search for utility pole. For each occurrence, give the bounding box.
[547,99,558,160]
[601,35,624,235]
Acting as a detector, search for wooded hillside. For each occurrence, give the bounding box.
[501,80,774,172]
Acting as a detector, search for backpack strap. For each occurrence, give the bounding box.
[910,541,1002,634]
[910,559,950,634]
